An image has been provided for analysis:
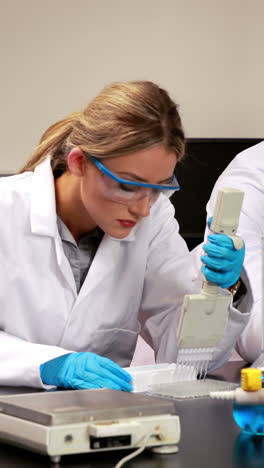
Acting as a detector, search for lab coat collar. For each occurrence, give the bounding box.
[30,156,138,242]
[30,156,58,237]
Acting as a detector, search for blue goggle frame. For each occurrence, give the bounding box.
[87,154,180,191]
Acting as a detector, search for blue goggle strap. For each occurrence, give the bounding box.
[88,155,180,191]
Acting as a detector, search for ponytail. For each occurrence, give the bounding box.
[18,112,80,174]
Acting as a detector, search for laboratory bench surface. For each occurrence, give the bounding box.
[0,360,262,468]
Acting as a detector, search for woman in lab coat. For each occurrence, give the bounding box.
[204,141,264,365]
[0,81,247,390]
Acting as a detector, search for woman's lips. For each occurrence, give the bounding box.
[117,219,136,228]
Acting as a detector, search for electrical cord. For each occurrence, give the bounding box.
[114,432,155,468]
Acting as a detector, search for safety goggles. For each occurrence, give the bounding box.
[87,154,180,206]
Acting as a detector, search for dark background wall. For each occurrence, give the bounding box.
[173,138,263,249]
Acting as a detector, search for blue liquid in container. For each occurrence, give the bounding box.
[233,402,264,435]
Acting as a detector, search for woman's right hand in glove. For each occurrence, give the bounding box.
[40,352,133,391]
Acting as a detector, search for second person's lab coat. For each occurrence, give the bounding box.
[0,157,251,388]
[204,141,264,363]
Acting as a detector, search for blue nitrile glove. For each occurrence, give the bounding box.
[201,217,245,289]
[40,352,133,392]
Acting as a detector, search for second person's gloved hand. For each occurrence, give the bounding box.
[201,217,245,289]
[40,352,133,392]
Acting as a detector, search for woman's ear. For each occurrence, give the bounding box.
[67,148,87,177]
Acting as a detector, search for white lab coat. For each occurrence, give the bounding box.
[0,157,251,388]
[204,141,264,363]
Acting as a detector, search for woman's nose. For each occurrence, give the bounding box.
[128,195,151,218]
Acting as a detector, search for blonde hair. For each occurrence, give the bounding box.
[19,81,185,176]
